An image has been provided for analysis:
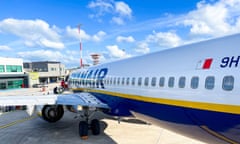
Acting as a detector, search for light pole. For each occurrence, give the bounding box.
[77,24,83,68]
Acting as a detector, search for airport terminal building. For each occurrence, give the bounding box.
[0,57,28,89]
[0,57,67,89]
[24,61,67,85]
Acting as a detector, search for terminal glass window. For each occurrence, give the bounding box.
[191,77,199,89]
[178,77,186,88]
[7,80,23,89]
[0,65,4,72]
[222,76,234,91]
[205,76,215,90]
[6,65,22,72]
[0,81,6,89]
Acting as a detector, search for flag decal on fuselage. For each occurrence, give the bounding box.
[196,58,213,70]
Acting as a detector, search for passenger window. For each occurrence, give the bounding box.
[191,77,199,89]
[117,77,121,85]
[138,77,142,86]
[151,77,157,87]
[168,77,175,88]
[132,77,136,86]
[205,76,215,90]
[144,77,149,86]
[159,77,165,87]
[110,77,112,85]
[126,77,130,85]
[178,77,186,88]
[121,78,125,85]
[222,76,234,91]
[113,77,116,85]
[104,78,107,85]
[108,78,111,85]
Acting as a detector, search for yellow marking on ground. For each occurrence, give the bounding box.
[0,115,37,129]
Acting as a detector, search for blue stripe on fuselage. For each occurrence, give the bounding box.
[89,91,240,143]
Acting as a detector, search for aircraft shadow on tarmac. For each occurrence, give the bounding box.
[0,111,116,144]
[0,109,151,144]
[108,116,150,125]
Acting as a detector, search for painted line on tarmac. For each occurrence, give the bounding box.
[0,115,37,129]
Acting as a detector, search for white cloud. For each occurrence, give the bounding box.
[0,45,12,51]
[115,1,132,17]
[135,42,150,54]
[116,35,135,42]
[92,31,106,42]
[17,50,79,67]
[88,0,132,25]
[18,50,63,61]
[66,26,91,40]
[88,0,113,17]
[106,45,131,59]
[111,16,125,25]
[66,26,106,42]
[182,0,240,36]
[0,18,64,49]
[146,31,182,48]
[39,38,64,49]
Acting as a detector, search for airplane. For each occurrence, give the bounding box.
[1,33,240,143]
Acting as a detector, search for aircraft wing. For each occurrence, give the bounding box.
[57,93,109,108]
[0,92,109,109]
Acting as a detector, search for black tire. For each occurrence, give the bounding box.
[79,121,88,138]
[91,119,100,135]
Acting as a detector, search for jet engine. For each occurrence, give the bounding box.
[41,105,64,123]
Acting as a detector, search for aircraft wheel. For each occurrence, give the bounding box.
[79,121,88,139]
[91,119,100,135]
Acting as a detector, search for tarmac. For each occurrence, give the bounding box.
[0,83,206,144]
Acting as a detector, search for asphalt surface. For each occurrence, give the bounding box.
[0,83,206,144]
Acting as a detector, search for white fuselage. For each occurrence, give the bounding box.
[68,34,240,144]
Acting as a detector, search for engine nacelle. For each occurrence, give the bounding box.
[40,105,64,123]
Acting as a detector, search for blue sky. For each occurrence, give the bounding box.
[0,0,240,68]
